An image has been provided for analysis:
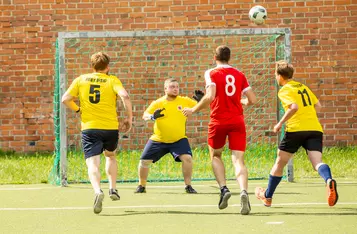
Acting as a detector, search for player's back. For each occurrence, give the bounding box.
[278,80,322,132]
[205,65,250,123]
[74,73,122,130]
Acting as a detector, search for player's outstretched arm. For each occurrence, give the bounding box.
[182,86,215,117]
[118,88,133,133]
[61,91,80,113]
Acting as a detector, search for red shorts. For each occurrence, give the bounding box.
[208,116,246,151]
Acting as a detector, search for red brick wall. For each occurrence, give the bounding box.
[0,0,356,152]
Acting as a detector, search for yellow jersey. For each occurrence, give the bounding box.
[67,73,124,130]
[146,96,197,143]
[278,80,323,132]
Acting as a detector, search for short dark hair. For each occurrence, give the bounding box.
[276,60,294,79]
[91,52,110,71]
[215,45,231,62]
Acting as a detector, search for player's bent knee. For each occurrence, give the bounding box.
[139,160,152,168]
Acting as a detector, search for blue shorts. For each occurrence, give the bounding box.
[81,129,118,159]
[140,138,192,163]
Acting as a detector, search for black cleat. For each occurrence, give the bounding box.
[218,188,231,210]
[109,189,120,201]
[134,185,146,193]
[185,185,198,194]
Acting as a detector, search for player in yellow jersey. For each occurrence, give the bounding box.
[61,52,133,214]
[255,60,338,207]
[134,78,204,194]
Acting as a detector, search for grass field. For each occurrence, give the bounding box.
[0,179,356,233]
[0,146,356,184]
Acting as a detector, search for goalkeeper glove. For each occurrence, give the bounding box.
[193,90,204,102]
[151,108,165,120]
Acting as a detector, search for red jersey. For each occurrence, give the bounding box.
[205,64,250,124]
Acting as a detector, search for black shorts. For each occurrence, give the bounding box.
[279,131,323,154]
[140,138,192,163]
[81,129,118,159]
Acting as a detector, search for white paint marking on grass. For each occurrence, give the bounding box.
[266,222,284,225]
[1,202,357,211]
[0,188,55,191]
[0,180,356,191]
[0,183,263,191]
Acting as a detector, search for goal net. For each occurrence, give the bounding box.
[50,29,291,186]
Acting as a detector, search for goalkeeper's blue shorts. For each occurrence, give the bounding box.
[140,138,192,163]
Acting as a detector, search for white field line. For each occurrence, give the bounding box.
[1,202,357,211]
[0,183,257,190]
[0,181,356,191]
[266,222,284,225]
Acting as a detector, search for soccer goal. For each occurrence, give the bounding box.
[50,28,292,186]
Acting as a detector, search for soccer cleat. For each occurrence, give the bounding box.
[255,187,272,207]
[93,190,104,214]
[327,179,338,206]
[185,185,198,194]
[218,188,231,210]
[240,190,251,215]
[134,185,146,193]
[109,189,120,201]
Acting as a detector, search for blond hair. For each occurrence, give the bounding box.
[91,52,110,71]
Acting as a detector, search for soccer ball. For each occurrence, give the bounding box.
[249,5,267,25]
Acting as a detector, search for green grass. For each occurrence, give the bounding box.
[1,180,357,233]
[0,146,356,184]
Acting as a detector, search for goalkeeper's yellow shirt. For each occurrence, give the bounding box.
[278,80,323,133]
[146,96,197,143]
[67,73,124,130]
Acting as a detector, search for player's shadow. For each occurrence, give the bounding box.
[252,206,357,216]
[101,208,357,217]
[101,210,241,217]
[252,211,357,216]
[159,192,240,195]
[160,191,302,195]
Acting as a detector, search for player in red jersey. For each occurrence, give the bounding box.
[183,45,257,215]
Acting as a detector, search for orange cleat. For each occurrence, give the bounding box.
[255,187,272,207]
[327,179,338,206]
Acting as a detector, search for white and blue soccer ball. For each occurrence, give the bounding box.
[249,5,267,25]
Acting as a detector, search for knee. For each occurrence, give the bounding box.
[275,157,288,168]
[104,151,116,158]
[314,163,325,171]
[180,154,192,164]
[139,160,152,168]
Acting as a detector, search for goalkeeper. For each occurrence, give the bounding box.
[134,78,204,194]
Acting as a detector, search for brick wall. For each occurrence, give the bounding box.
[0,0,356,152]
